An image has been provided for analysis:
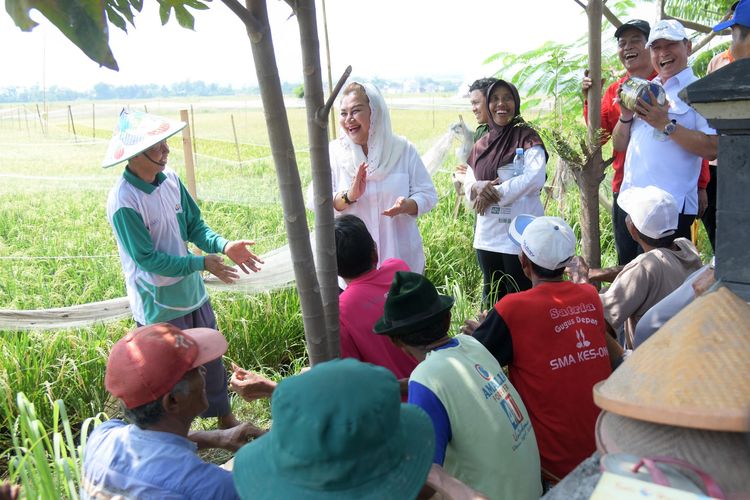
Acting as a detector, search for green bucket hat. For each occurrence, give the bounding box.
[232,358,435,499]
[373,271,454,336]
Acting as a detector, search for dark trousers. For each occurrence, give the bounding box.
[476,249,531,310]
[701,165,717,251]
[675,212,696,241]
[137,300,230,418]
[612,192,641,266]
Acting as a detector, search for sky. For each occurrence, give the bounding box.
[0,0,659,91]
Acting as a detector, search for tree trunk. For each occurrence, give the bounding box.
[244,0,330,364]
[295,0,340,359]
[582,0,603,268]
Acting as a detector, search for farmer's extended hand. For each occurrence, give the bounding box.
[230,363,277,401]
[383,197,418,217]
[216,422,267,452]
[566,256,590,285]
[224,240,263,274]
[204,254,239,284]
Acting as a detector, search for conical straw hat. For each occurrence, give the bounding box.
[102,109,186,168]
[594,286,750,432]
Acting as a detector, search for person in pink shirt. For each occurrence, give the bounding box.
[335,215,419,384]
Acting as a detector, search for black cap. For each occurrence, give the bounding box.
[615,19,651,39]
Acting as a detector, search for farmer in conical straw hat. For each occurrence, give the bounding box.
[102,109,263,430]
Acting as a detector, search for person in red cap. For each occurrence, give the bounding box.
[81,323,263,499]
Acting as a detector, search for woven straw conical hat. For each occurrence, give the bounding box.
[102,109,186,168]
[594,286,750,432]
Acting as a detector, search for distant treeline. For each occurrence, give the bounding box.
[0,77,462,103]
[0,80,268,103]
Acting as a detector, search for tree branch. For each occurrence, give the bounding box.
[661,14,712,33]
[316,65,352,128]
[691,29,718,53]
[220,0,263,33]
[573,0,587,11]
[602,4,622,28]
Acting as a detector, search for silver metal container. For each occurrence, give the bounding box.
[619,77,667,111]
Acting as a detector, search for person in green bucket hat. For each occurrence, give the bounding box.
[232,358,437,499]
[374,271,542,499]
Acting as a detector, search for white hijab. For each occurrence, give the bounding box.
[332,82,408,181]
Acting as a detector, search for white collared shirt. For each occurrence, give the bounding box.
[621,66,716,215]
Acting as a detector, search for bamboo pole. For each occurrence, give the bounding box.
[180,109,198,201]
[230,114,242,166]
[321,0,337,140]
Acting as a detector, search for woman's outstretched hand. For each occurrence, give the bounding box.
[383,197,418,217]
[348,162,368,202]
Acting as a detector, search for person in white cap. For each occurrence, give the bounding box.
[102,109,264,430]
[466,215,615,486]
[612,19,718,242]
[568,186,702,352]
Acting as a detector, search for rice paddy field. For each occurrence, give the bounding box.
[0,95,712,494]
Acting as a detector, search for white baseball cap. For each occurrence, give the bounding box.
[646,19,688,48]
[617,186,678,239]
[510,215,576,271]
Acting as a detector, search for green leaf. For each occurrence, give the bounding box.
[159,1,171,24]
[5,0,119,70]
[173,4,196,29]
[105,4,128,32]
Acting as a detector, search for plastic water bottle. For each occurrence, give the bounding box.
[512,148,524,176]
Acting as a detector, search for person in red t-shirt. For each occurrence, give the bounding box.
[468,215,617,484]
[582,19,709,264]
[335,214,419,389]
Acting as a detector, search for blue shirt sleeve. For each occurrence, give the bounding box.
[408,380,451,465]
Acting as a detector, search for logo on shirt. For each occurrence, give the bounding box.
[475,364,493,381]
[175,203,183,213]
[575,329,591,349]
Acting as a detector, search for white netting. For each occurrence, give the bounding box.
[0,101,472,330]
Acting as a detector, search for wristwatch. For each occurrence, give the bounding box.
[663,119,677,136]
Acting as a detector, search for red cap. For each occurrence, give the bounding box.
[105,323,228,409]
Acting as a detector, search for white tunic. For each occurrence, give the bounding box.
[331,142,437,273]
[464,145,546,254]
[621,66,716,215]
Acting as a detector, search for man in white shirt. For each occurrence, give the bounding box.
[612,20,718,240]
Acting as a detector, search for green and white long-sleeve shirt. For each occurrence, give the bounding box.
[106,167,228,324]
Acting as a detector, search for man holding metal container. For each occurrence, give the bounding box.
[612,20,719,241]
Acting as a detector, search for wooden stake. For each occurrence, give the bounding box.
[190,105,197,155]
[36,104,46,136]
[180,109,198,201]
[230,114,242,166]
[92,103,96,139]
[68,105,77,142]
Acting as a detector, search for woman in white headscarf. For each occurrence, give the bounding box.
[330,82,438,273]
